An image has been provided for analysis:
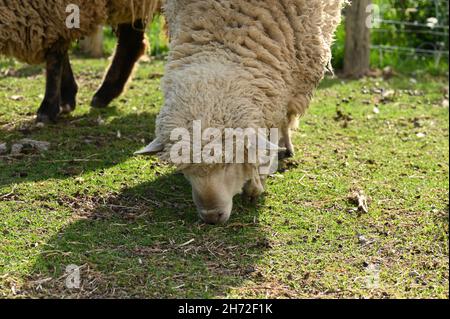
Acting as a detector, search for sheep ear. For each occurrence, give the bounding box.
[134,139,164,156]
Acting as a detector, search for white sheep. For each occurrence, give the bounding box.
[0,0,159,122]
[137,0,346,224]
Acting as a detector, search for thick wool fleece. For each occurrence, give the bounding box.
[155,0,345,164]
[107,0,160,25]
[0,0,159,65]
[0,0,107,64]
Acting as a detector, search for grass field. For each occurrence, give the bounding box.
[0,56,448,299]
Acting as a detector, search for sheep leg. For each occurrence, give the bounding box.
[91,20,147,108]
[36,44,66,123]
[60,54,78,114]
[278,126,295,160]
[278,114,298,160]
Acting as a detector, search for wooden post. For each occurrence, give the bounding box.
[343,0,372,78]
[80,26,104,58]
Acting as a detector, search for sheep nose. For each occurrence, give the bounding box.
[199,209,229,225]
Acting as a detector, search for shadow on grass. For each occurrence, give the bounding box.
[0,109,158,188]
[27,173,269,298]
[1,105,270,298]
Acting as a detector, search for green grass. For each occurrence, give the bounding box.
[0,56,448,299]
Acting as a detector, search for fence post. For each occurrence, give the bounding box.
[80,26,104,58]
[343,0,372,78]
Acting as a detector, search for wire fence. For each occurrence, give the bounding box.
[371,0,449,67]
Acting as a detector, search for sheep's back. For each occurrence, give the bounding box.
[0,0,107,64]
[165,0,344,122]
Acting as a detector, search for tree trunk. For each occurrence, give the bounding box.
[343,0,371,79]
[80,26,104,58]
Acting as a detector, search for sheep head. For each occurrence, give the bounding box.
[136,130,282,224]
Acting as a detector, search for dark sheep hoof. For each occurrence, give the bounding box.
[278,150,294,160]
[36,113,57,124]
[285,149,294,158]
[91,96,110,108]
[60,104,75,114]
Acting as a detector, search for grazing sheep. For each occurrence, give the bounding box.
[137,0,346,224]
[0,0,159,123]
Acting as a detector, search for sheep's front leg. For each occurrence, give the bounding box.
[60,53,78,114]
[278,114,299,160]
[91,20,147,108]
[278,126,295,160]
[36,43,66,123]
